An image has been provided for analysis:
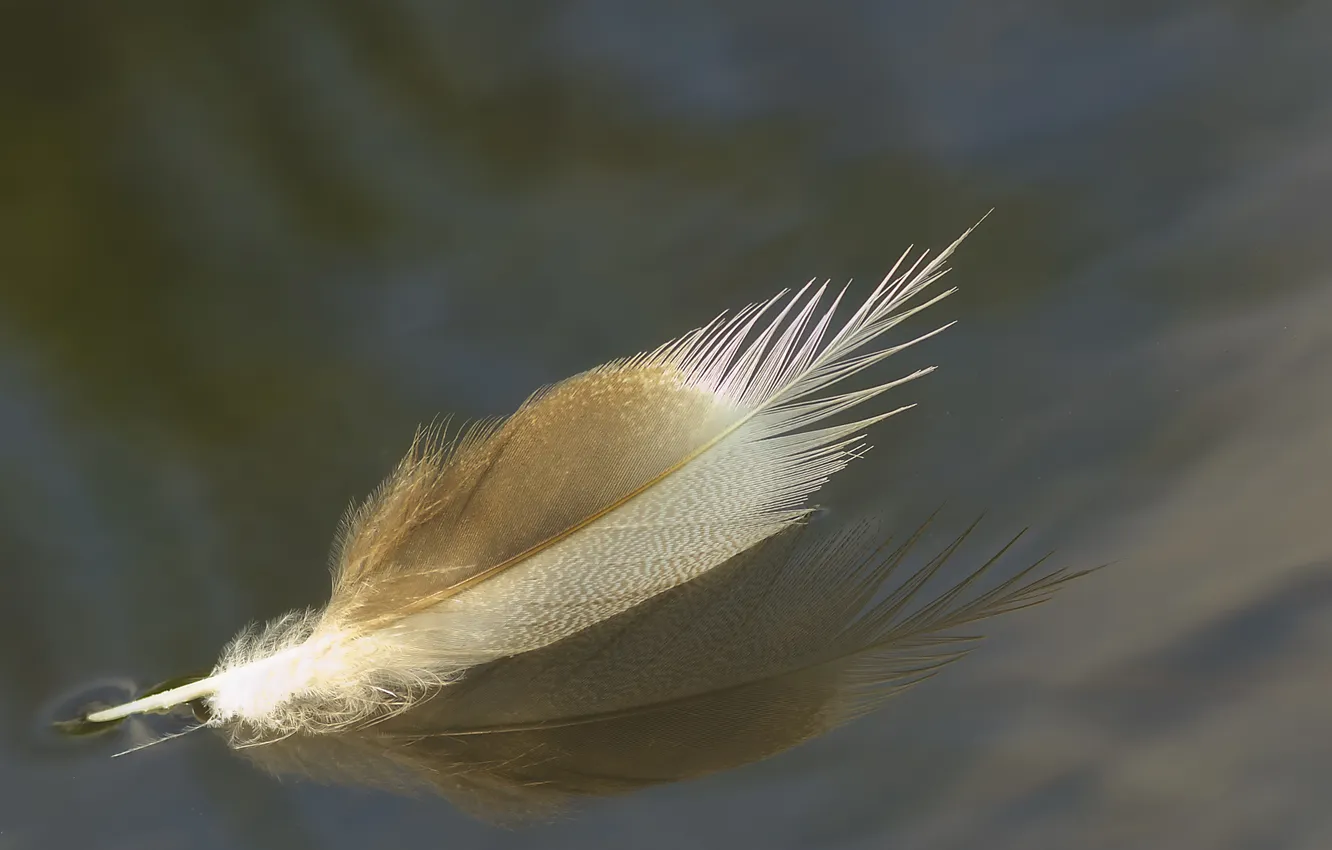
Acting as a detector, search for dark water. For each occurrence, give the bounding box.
[4,3,1331,848]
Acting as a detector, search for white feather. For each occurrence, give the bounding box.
[85,222,979,736]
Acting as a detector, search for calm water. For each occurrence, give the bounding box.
[4,3,1331,848]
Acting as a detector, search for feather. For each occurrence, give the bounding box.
[83,225,977,738]
[75,220,1093,814]
[234,519,1089,821]
[77,221,1092,820]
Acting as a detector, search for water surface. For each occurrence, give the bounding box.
[3,3,1330,848]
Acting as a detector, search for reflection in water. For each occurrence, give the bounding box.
[234,523,1081,821]
[4,1,1332,848]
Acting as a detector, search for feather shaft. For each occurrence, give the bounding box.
[85,679,217,723]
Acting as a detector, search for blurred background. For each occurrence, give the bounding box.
[3,2,1331,848]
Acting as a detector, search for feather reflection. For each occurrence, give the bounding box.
[238,519,1086,820]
